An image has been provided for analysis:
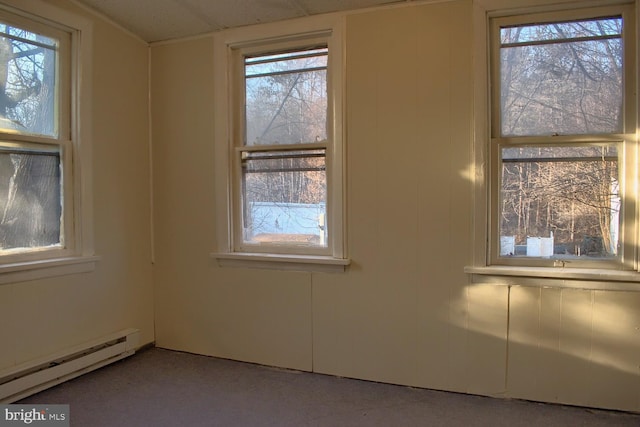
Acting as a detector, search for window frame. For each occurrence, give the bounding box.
[466,1,640,289]
[489,5,637,270]
[0,0,97,284]
[233,40,330,256]
[212,15,349,272]
[0,10,73,263]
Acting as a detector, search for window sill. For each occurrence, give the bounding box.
[464,265,640,291]
[0,255,101,285]
[211,252,350,273]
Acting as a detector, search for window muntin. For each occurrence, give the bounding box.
[236,44,331,253]
[490,6,635,269]
[0,10,73,262]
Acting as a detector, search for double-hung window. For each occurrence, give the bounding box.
[213,17,348,271]
[487,5,637,272]
[241,46,329,251]
[0,2,95,282]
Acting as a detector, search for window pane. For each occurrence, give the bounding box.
[0,23,58,138]
[0,148,62,252]
[499,145,619,259]
[242,149,327,247]
[245,48,327,146]
[500,17,623,136]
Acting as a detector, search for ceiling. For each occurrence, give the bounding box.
[74,0,411,43]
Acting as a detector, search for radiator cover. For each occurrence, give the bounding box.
[0,328,140,403]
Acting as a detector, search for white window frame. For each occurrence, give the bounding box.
[0,0,97,284]
[212,14,349,272]
[466,1,640,289]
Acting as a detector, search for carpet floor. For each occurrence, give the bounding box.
[18,347,640,426]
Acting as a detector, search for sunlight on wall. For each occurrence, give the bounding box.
[458,164,476,183]
[458,282,640,377]
[507,286,640,376]
[458,281,640,412]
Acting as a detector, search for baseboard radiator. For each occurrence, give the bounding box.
[0,328,140,403]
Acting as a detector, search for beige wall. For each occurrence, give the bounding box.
[151,36,313,369]
[151,0,640,412]
[0,0,627,414]
[3,0,637,415]
[0,0,154,369]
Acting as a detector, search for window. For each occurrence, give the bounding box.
[488,5,637,270]
[0,1,95,283]
[0,13,70,261]
[213,17,348,271]
[241,47,329,250]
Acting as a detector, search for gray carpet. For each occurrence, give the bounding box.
[18,347,640,426]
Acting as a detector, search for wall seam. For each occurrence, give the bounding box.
[504,284,511,395]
